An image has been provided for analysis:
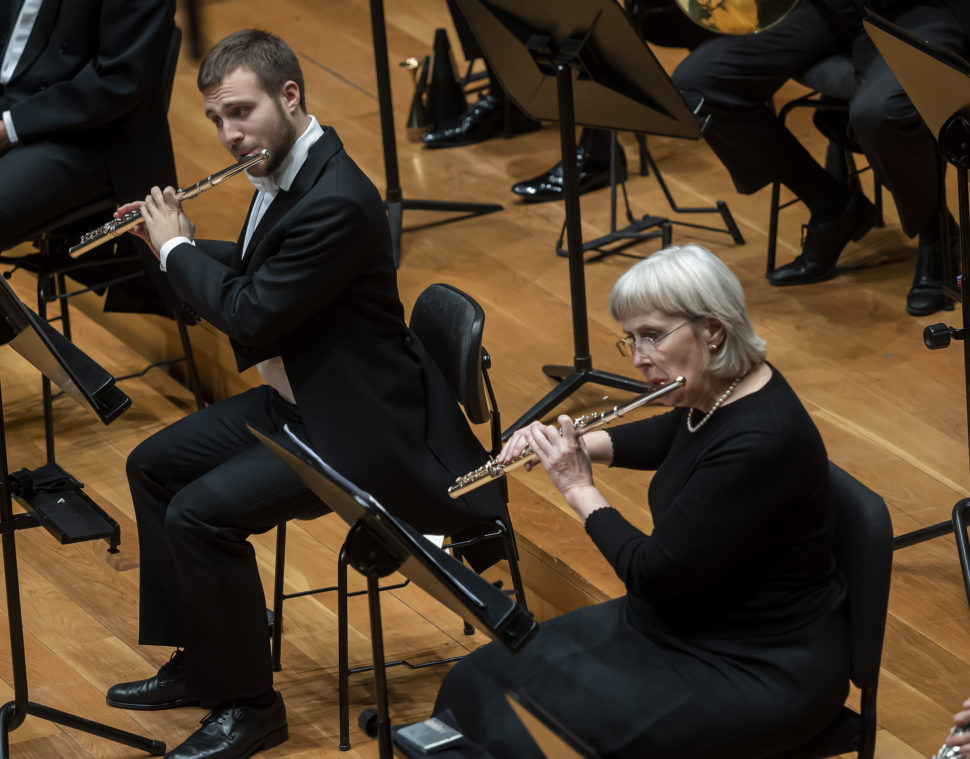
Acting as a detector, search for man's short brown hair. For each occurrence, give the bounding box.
[198,29,306,112]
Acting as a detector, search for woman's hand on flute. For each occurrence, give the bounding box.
[529,415,595,498]
[499,418,608,520]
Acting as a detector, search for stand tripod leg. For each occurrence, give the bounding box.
[23,703,165,755]
[953,499,970,607]
[504,368,649,440]
[0,525,163,757]
[892,500,970,610]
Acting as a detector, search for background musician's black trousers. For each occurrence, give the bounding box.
[0,138,113,245]
[128,385,324,706]
[671,0,966,238]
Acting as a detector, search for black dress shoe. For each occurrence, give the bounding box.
[421,93,540,149]
[106,650,199,711]
[511,146,627,203]
[768,192,879,287]
[165,693,288,759]
[907,241,954,316]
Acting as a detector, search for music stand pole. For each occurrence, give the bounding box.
[368,0,503,267]
[502,61,653,439]
[893,155,970,607]
[0,377,164,757]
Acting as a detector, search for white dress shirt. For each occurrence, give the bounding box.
[1,0,45,144]
[160,116,325,404]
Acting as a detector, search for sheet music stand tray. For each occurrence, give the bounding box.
[863,12,970,607]
[0,277,163,756]
[453,0,703,435]
[251,424,538,759]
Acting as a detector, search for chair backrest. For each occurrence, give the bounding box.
[828,462,893,693]
[409,283,490,425]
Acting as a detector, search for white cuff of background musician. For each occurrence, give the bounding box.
[2,111,19,145]
[159,236,194,271]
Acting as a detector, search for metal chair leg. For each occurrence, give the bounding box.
[338,546,351,751]
[174,312,205,410]
[271,524,287,672]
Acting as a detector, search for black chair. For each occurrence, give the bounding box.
[0,26,204,462]
[268,282,527,749]
[766,54,885,275]
[767,462,893,759]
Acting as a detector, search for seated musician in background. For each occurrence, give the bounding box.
[0,0,179,314]
[434,244,849,757]
[672,0,970,316]
[102,29,506,759]
[510,0,717,203]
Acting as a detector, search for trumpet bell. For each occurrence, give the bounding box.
[672,0,799,35]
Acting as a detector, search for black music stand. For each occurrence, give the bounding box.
[368,0,503,267]
[552,128,745,260]
[251,424,538,759]
[453,0,703,436]
[0,277,163,756]
[863,13,970,606]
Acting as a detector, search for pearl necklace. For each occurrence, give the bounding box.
[686,376,741,433]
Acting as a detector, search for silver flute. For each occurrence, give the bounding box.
[68,149,271,258]
[933,726,969,758]
[448,376,686,498]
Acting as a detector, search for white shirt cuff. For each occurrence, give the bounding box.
[159,236,194,271]
[3,111,19,145]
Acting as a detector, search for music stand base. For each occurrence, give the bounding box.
[0,701,165,757]
[553,137,745,259]
[503,366,650,441]
[893,498,970,608]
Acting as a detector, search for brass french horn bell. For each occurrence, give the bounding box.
[672,0,799,35]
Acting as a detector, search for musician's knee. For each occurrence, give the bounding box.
[126,432,169,490]
[848,89,919,153]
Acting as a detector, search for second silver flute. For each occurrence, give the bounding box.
[448,376,686,498]
[68,149,271,258]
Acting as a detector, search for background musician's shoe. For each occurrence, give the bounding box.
[907,239,954,316]
[768,192,879,287]
[511,145,627,202]
[420,93,540,149]
[106,649,199,711]
[165,693,288,759]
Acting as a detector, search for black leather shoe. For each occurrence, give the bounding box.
[907,241,954,316]
[421,94,540,149]
[768,192,879,287]
[106,650,199,711]
[165,693,288,759]
[511,146,627,203]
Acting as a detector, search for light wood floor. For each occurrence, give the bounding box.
[2,0,970,756]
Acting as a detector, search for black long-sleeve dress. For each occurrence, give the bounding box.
[434,366,849,758]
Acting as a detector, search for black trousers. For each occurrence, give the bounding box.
[671,0,967,236]
[127,385,324,706]
[0,137,113,247]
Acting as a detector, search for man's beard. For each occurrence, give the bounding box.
[262,103,300,176]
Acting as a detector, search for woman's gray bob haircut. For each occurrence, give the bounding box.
[608,244,766,379]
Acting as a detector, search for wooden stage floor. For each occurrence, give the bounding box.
[0,0,968,756]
